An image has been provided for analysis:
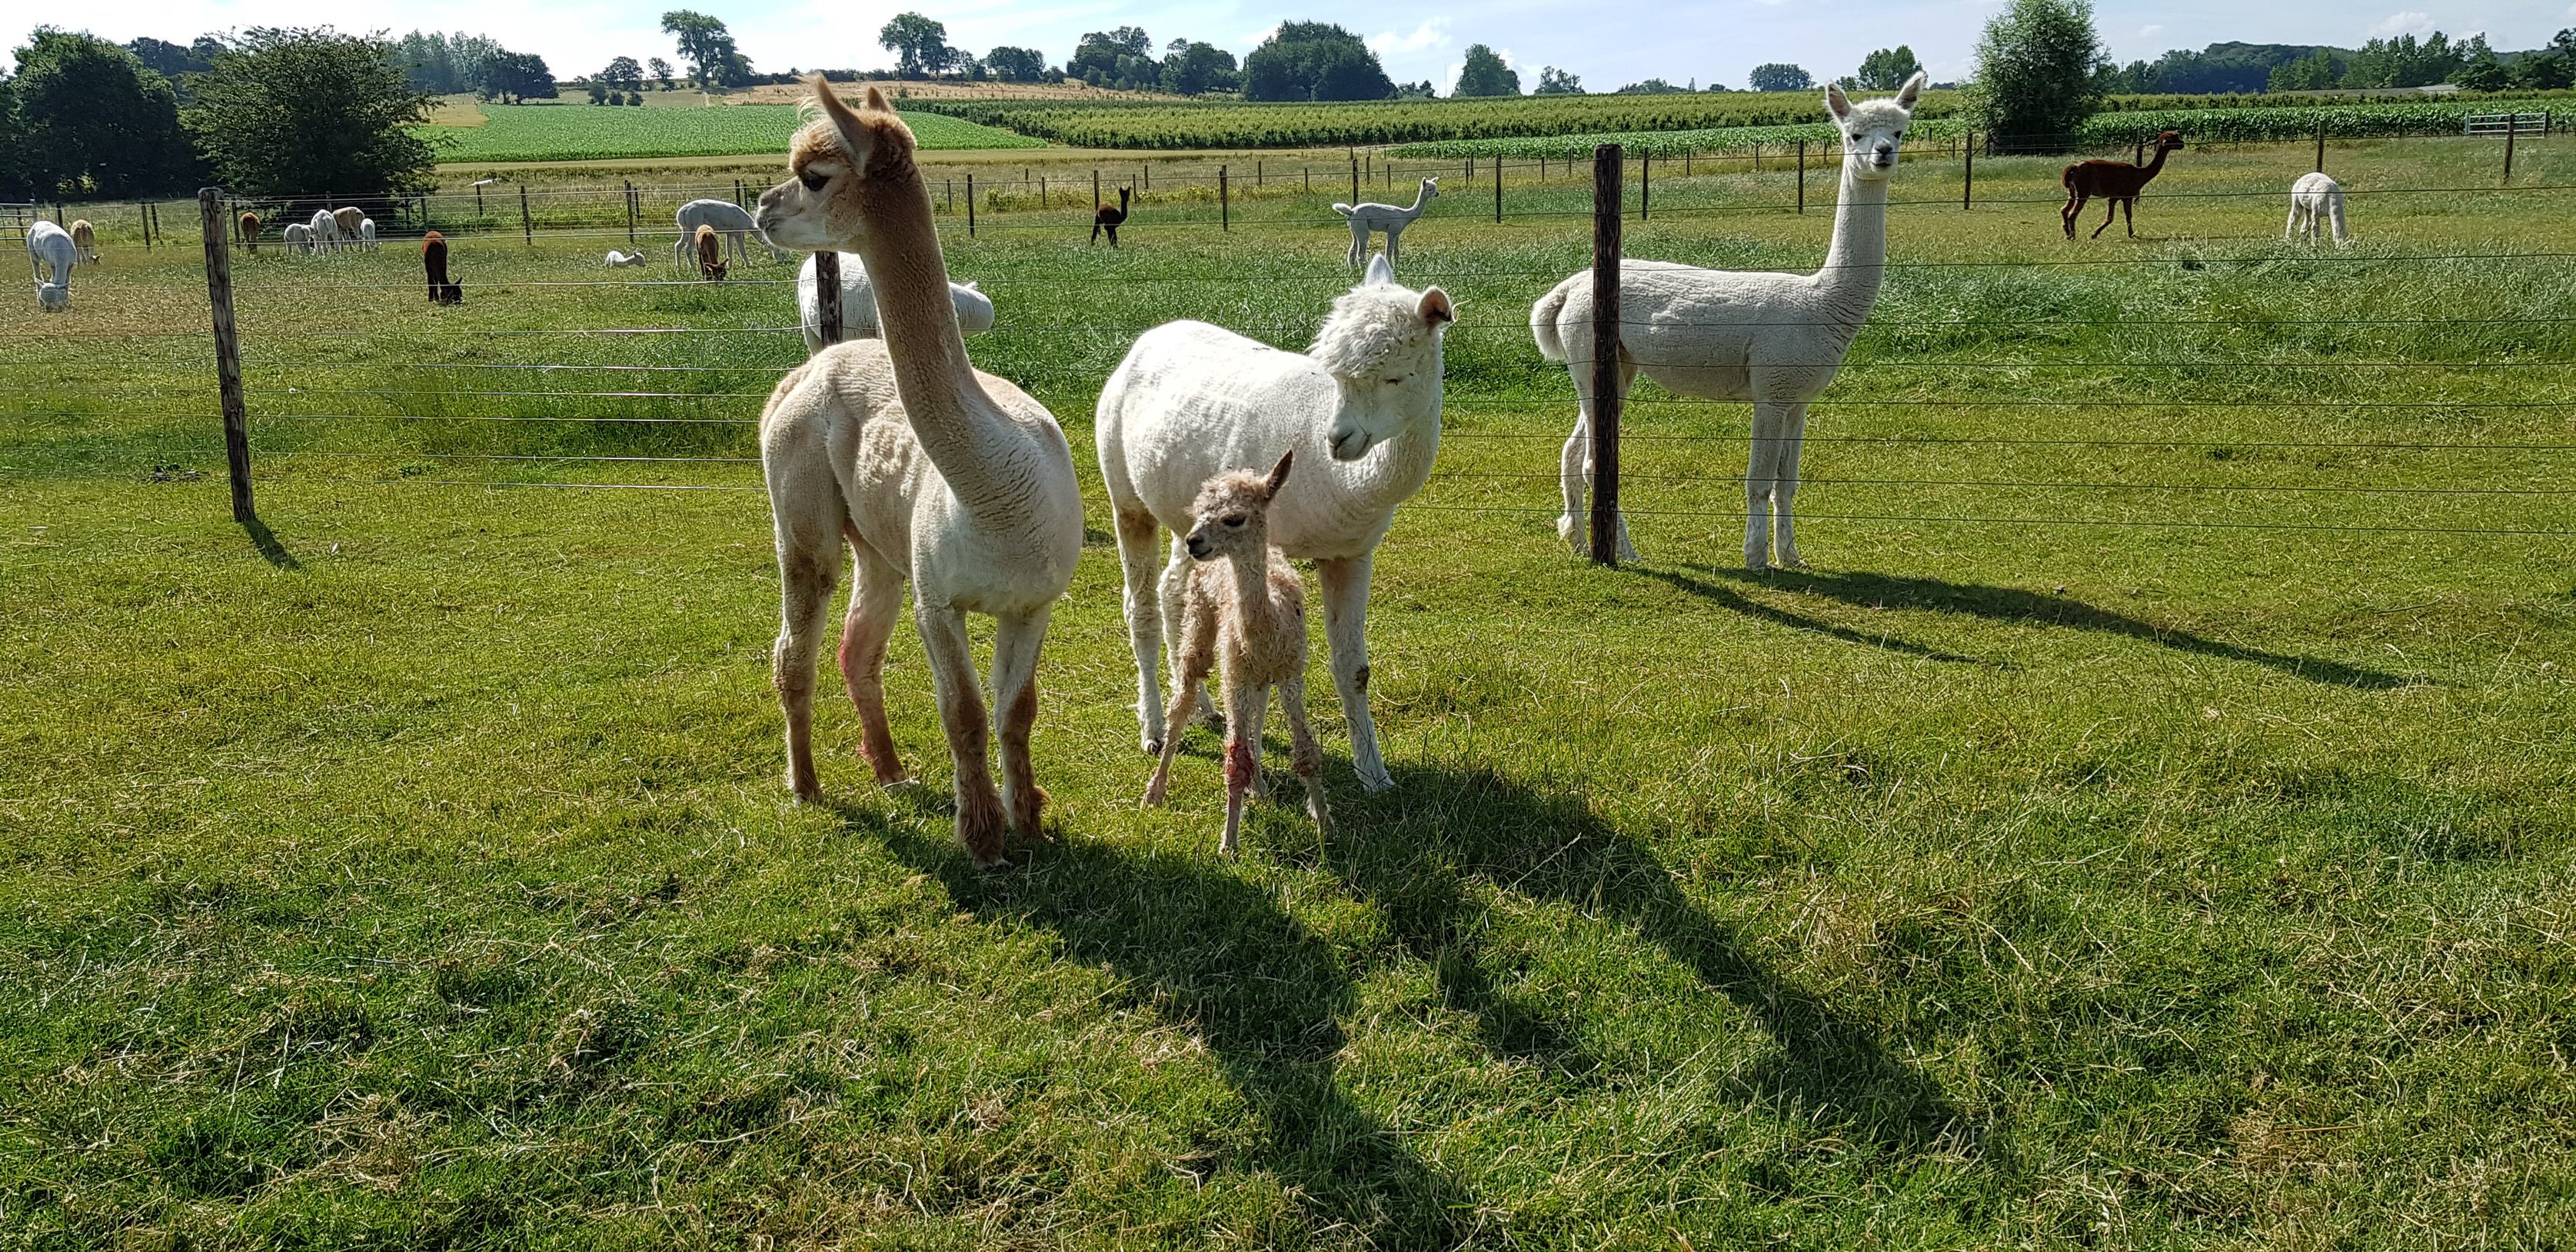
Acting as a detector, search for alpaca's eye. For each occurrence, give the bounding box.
[799,168,827,191]
[1223,515,1245,528]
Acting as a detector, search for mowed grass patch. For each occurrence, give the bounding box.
[419,103,1043,162]
[5,135,2576,1247]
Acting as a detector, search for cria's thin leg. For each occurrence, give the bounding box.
[837,536,910,784]
[1279,669,1333,839]
[1220,678,1263,857]
[1144,598,1215,808]
[1770,401,1813,571]
[1383,224,1399,272]
[990,607,1052,837]
[1113,508,1169,752]
[1160,539,1218,728]
[1243,684,1271,802]
[1318,555,1391,792]
[916,603,1007,869]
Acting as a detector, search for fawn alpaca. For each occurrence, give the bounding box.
[2062,131,2185,239]
[694,223,728,280]
[1144,452,1333,855]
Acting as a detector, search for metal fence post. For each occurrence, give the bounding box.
[812,251,842,351]
[196,188,254,524]
[1589,145,1623,568]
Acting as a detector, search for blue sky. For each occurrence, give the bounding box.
[13,0,2576,89]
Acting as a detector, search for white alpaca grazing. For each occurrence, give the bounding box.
[1143,453,1334,855]
[605,249,648,266]
[754,81,1083,869]
[307,209,342,255]
[358,218,378,251]
[1099,252,1456,793]
[1533,72,1926,568]
[674,198,788,269]
[282,222,314,254]
[796,251,992,355]
[2286,172,2348,245]
[28,221,76,311]
[1331,178,1436,270]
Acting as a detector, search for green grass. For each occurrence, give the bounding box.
[5,134,2576,1247]
[418,103,1043,162]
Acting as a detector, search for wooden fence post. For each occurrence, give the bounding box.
[1093,168,1100,210]
[812,251,842,350]
[1796,141,1806,214]
[1641,150,1650,220]
[1963,135,1973,209]
[1589,145,1623,568]
[519,185,532,245]
[1494,155,1503,222]
[2504,115,2518,183]
[2315,118,2326,173]
[1350,150,1360,203]
[1219,165,1229,231]
[475,182,484,216]
[625,180,636,244]
[197,188,254,524]
[966,173,976,237]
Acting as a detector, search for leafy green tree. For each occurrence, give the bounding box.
[2453,58,2508,90]
[1849,46,1922,90]
[1160,40,1238,95]
[661,11,739,88]
[2265,48,2341,92]
[986,46,1047,82]
[8,29,198,198]
[1453,44,1519,96]
[587,80,609,103]
[1243,22,1393,101]
[1533,65,1583,95]
[1394,79,1436,98]
[393,32,504,95]
[647,56,674,88]
[878,12,957,78]
[126,37,215,82]
[182,27,437,196]
[478,51,555,102]
[2341,32,2460,88]
[1966,0,2107,149]
[602,56,644,94]
[626,91,643,105]
[1616,78,1686,95]
[1069,27,1153,85]
[1749,63,1812,92]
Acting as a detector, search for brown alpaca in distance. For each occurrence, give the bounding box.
[238,211,261,254]
[1143,451,1333,856]
[1091,185,1129,247]
[694,223,727,281]
[2062,130,2185,239]
[423,231,462,305]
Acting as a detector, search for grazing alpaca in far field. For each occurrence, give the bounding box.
[1333,178,1436,270]
[2062,130,2184,240]
[422,231,462,304]
[1532,72,1926,568]
[1143,452,1333,855]
[674,198,785,268]
[358,218,378,251]
[796,251,991,354]
[1091,185,1129,247]
[753,78,1083,867]
[68,220,97,263]
[1099,252,1456,792]
[282,222,313,254]
[695,223,728,281]
[2287,171,2348,244]
[238,211,261,253]
[308,208,342,254]
[28,221,75,311]
[331,206,364,241]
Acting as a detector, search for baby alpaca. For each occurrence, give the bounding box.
[695,223,728,281]
[1091,185,1129,246]
[2286,172,2348,245]
[68,220,98,263]
[358,218,378,251]
[605,248,648,266]
[1144,452,1333,856]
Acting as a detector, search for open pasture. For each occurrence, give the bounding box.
[418,102,1043,163]
[5,133,2576,1247]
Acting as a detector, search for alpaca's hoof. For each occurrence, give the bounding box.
[1354,763,1394,793]
[1142,735,1163,756]
[1556,514,1581,550]
[1775,554,1809,571]
[789,774,824,804]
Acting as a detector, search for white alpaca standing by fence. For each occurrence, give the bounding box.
[307,209,342,255]
[2286,172,2348,245]
[358,218,378,251]
[674,198,787,269]
[1098,253,1456,793]
[1531,72,1925,568]
[1331,178,1436,270]
[796,251,992,355]
[282,222,314,254]
[1143,452,1334,854]
[28,220,76,311]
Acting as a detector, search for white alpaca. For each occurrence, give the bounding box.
[28,221,75,311]
[1532,72,1926,568]
[1099,252,1456,793]
[674,198,788,269]
[1143,453,1333,854]
[796,251,992,355]
[605,249,649,266]
[1331,178,1436,270]
[755,81,1084,869]
[2286,172,2348,245]
[282,222,314,254]
[358,218,378,251]
[307,209,342,255]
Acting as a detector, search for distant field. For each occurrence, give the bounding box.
[419,103,1044,162]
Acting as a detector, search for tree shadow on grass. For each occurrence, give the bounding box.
[1631,566,1995,667]
[1700,567,2414,690]
[869,806,1479,1249]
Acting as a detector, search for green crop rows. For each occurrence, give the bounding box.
[420,104,1043,163]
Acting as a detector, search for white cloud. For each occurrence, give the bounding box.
[1369,20,1452,58]
[2138,24,2163,37]
[2369,10,2435,38]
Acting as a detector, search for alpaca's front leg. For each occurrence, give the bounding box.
[1317,555,1392,792]
[1746,402,1789,570]
[989,606,1053,837]
[1113,509,1170,751]
[916,603,1009,869]
[1771,402,1812,571]
[1383,225,1399,272]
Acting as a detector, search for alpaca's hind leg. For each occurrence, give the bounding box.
[1243,686,1270,801]
[769,437,844,803]
[1558,408,1592,553]
[2063,195,2084,238]
[1279,670,1333,838]
[2121,198,2136,238]
[1769,401,1815,571]
[915,603,1008,868]
[2092,198,2118,239]
[837,538,910,784]
[1346,222,1363,267]
[1160,540,1218,727]
[1114,508,1170,752]
[989,606,1053,837]
[1318,554,1392,792]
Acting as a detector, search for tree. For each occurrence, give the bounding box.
[588,80,609,104]
[2341,32,2461,88]
[1748,63,1812,92]
[6,29,199,198]
[1850,46,1922,90]
[1160,40,1238,95]
[182,27,437,196]
[879,12,957,78]
[126,37,215,82]
[987,46,1047,82]
[2266,48,2341,92]
[2452,58,2508,91]
[1533,65,1583,95]
[661,11,739,88]
[602,56,645,94]
[1070,27,1156,88]
[1966,0,2107,149]
[1243,22,1394,101]
[393,32,504,95]
[648,56,674,88]
[1395,79,1436,98]
[2511,29,2576,88]
[1453,44,1519,96]
[1616,78,1687,94]
[478,52,555,103]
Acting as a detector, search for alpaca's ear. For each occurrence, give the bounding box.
[1264,450,1295,498]
[1896,70,1927,109]
[1825,81,1852,123]
[813,75,877,167]
[1365,252,1395,285]
[1418,287,1454,328]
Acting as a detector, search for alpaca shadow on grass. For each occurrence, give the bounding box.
[867,804,1478,1249]
[1632,566,1994,667]
[1704,567,2414,690]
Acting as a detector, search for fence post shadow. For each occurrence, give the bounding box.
[240,513,299,570]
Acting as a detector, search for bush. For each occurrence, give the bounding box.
[1967,0,2108,149]
[183,27,438,196]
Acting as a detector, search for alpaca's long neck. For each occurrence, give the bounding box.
[2137,146,2170,185]
[845,164,1013,514]
[1320,389,1443,517]
[1406,185,1429,215]
[1226,545,1280,629]
[1814,165,1889,319]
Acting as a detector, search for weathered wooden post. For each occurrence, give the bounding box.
[1796,141,1806,214]
[812,251,842,350]
[520,185,532,245]
[197,188,254,524]
[1219,165,1229,231]
[966,172,976,237]
[1589,146,1624,568]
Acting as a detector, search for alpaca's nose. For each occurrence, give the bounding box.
[1186,534,1210,559]
[1328,426,1372,461]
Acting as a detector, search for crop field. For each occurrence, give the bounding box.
[418,102,1043,163]
[5,133,2576,1247]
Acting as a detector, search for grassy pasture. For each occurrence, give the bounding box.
[5,134,2576,1247]
[418,102,1043,163]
